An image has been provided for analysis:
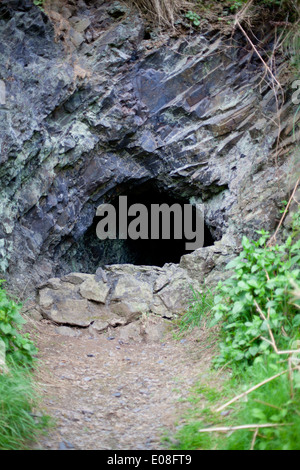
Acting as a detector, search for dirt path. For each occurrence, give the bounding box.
[31,319,213,450]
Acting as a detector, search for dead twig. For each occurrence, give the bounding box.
[254,300,300,356]
[253,399,283,411]
[250,427,259,450]
[288,354,295,400]
[215,367,299,413]
[199,423,293,433]
[267,177,300,247]
[234,2,282,90]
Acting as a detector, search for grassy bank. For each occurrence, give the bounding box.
[170,201,300,450]
[0,283,49,450]
[0,363,50,450]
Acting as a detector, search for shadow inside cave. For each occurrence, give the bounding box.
[56,182,215,275]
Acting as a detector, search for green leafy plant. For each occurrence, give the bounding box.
[0,284,50,449]
[185,10,201,27]
[33,0,46,12]
[211,210,300,368]
[168,197,300,450]
[0,281,37,366]
[280,200,288,213]
[228,0,247,12]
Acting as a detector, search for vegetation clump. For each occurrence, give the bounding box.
[0,282,37,366]
[0,283,49,450]
[169,196,300,450]
[211,224,300,368]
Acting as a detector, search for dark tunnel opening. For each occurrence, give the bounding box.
[57,183,215,275]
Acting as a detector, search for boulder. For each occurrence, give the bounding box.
[79,277,110,303]
[36,261,203,327]
[39,288,92,326]
[110,274,153,321]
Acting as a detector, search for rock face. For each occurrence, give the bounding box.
[0,0,298,315]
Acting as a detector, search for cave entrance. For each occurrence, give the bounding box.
[61,182,215,274]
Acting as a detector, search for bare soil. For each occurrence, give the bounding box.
[31,319,215,450]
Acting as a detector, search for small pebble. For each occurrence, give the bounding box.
[112,392,122,397]
[221,410,231,416]
[59,441,74,450]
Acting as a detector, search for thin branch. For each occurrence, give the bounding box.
[215,367,299,413]
[235,20,282,90]
[255,300,300,355]
[288,355,295,400]
[250,427,259,450]
[267,177,300,246]
[253,399,283,411]
[237,0,254,19]
[199,423,293,433]
[255,301,277,351]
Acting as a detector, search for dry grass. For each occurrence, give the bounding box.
[130,0,192,27]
